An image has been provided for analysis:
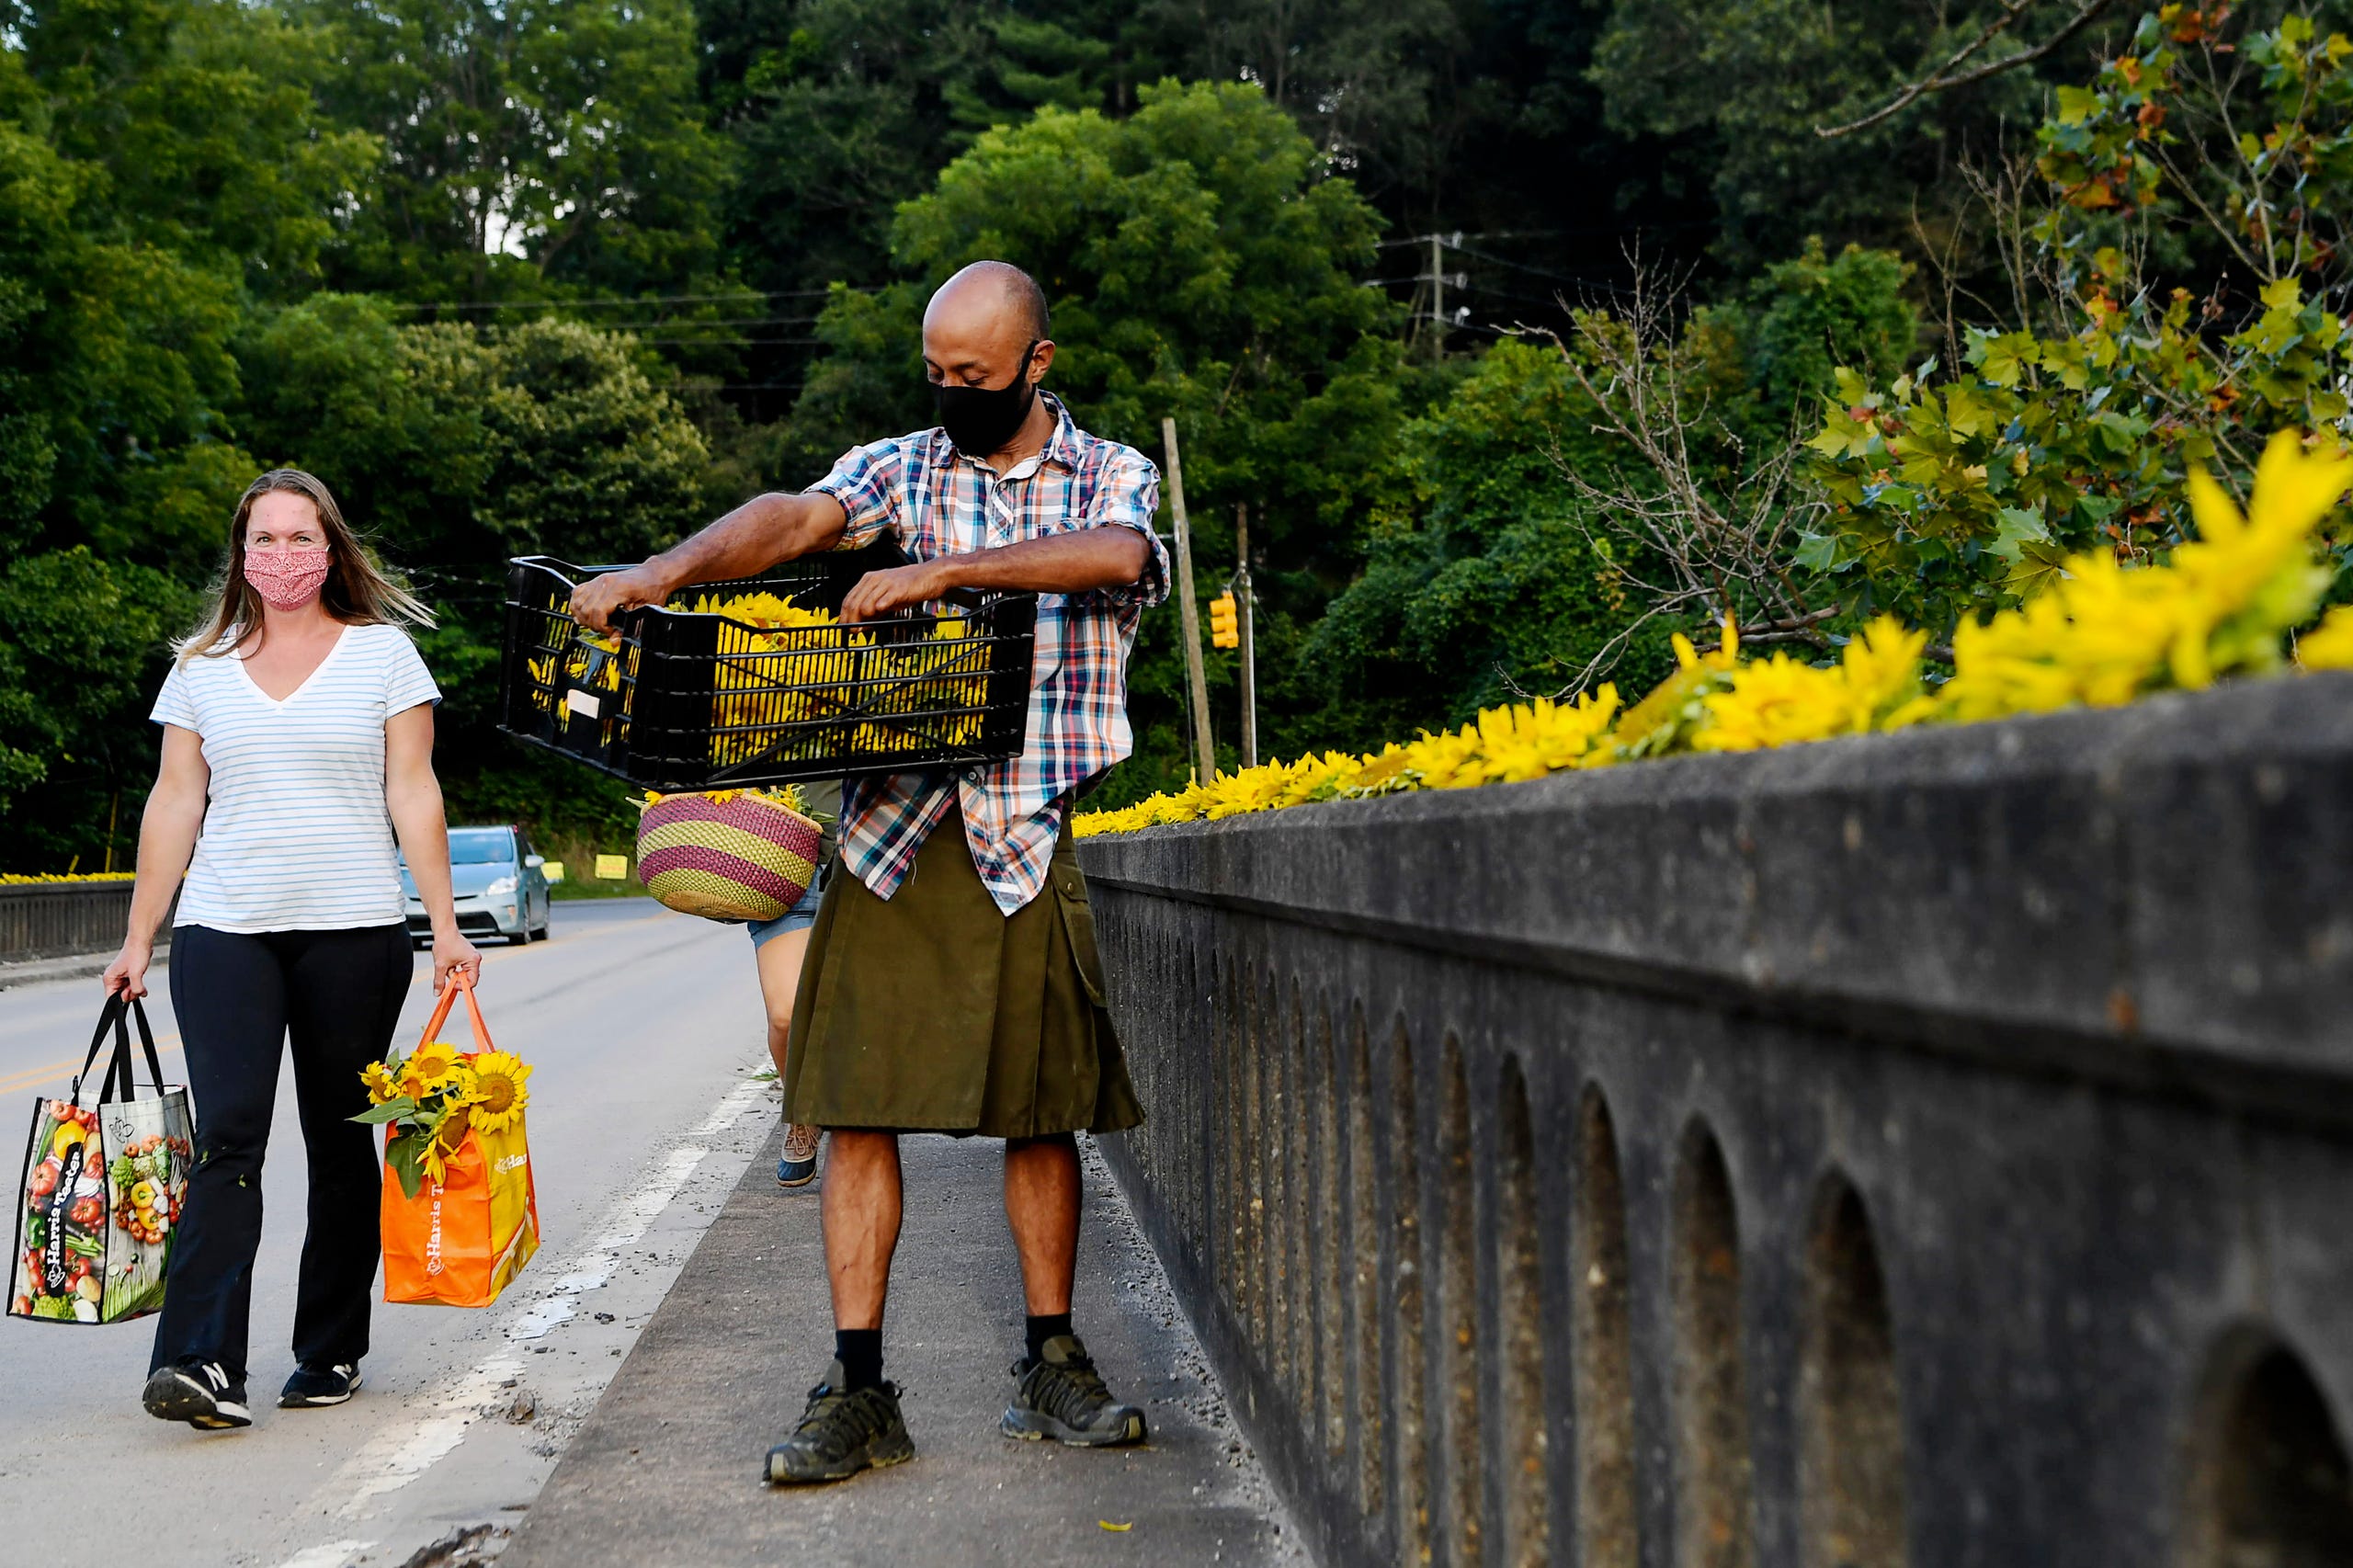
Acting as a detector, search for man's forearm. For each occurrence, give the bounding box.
[645,492,848,596]
[938,527,1152,597]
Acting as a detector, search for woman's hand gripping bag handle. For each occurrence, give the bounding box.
[377,971,540,1309]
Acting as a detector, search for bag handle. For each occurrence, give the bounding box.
[415,970,495,1056]
[118,998,168,1101]
[68,995,127,1106]
[73,995,170,1107]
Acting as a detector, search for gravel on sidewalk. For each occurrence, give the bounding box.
[499,1122,1306,1568]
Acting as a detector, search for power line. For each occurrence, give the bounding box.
[1376,230,1563,248]
[380,288,838,312]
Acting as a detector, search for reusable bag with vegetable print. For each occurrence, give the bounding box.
[362,972,539,1309]
[8,995,192,1324]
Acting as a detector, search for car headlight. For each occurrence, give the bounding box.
[484,875,517,898]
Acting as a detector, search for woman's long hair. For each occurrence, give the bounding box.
[176,469,433,661]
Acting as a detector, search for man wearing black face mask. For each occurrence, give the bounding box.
[571,262,1171,1487]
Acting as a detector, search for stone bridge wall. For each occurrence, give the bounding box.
[0,881,153,966]
[1080,675,2353,1568]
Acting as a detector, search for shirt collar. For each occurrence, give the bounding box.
[940,390,1082,482]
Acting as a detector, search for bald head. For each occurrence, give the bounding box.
[931,260,1049,340]
[922,261,1053,394]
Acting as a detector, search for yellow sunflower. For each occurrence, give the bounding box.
[419,1104,473,1187]
[360,1061,402,1106]
[419,1133,449,1188]
[465,1051,533,1133]
[408,1041,461,1085]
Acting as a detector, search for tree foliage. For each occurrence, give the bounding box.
[1810,4,2353,636]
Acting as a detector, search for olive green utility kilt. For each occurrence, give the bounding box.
[782,805,1143,1138]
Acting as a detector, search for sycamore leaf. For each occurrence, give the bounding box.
[2004,540,2073,598]
[1809,407,1877,460]
[1975,333,2040,389]
[1987,507,2051,564]
[2055,85,2102,125]
[1791,533,1839,572]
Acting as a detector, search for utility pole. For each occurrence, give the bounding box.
[1430,232,1443,345]
[1419,232,1467,348]
[1162,417,1217,783]
[1235,503,1257,770]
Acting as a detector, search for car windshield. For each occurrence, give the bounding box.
[448,829,515,865]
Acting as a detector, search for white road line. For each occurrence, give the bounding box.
[279,1071,773,1558]
[269,1540,375,1568]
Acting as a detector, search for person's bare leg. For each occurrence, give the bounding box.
[1000,1131,1145,1446]
[1004,1133,1080,1315]
[823,1130,903,1330]
[755,926,813,1078]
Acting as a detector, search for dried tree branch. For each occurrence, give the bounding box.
[1506,260,1847,699]
[1816,0,2120,140]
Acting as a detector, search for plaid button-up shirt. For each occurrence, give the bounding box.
[812,392,1170,913]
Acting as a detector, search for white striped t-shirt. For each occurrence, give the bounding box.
[151,622,441,933]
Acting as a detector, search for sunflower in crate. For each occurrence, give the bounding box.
[692,592,875,767]
[525,632,633,725]
[868,613,991,748]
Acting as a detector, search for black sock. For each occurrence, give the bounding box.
[1025,1312,1073,1361]
[834,1329,883,1391]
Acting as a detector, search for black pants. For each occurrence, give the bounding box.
[152,923,413,1381]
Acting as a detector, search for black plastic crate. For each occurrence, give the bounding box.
[498,548,1037,790]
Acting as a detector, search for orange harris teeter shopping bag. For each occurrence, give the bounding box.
[358,972,540,1309]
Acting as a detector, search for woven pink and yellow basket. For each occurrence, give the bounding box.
[635,789,823,922]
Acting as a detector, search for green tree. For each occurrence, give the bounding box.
[236,302,711,573]
[1808,6,2353,637]
[1288,339,1653,747]
[0,549,199,864]
[303,0,729,301]
[1591,0,2135,269]
[17,0,377,292]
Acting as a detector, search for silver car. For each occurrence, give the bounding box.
[400,824,552,946]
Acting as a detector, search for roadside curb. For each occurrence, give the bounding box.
[0,949,167,993]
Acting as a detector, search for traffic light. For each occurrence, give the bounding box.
[1209,591,1239,649]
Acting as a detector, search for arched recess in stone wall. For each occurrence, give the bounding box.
[2182,1327,2353,1568]
[1314,994,1347,1464]
[1439,1037,1484,1568]
[1349,1004,1384,1519]
[1389,1020,1431,1568]
[1574,1086,1639,1568]
[1497,1056,1551,1568]
[1799,1175,1908,1568]
[1672,1120,1756,1568]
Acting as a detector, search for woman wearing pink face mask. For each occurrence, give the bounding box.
[101,468,480,1431]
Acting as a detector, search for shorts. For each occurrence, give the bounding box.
[747,864,827,949]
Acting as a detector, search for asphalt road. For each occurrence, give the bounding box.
[0,899,792,1568]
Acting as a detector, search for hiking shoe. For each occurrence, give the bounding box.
[1002,1334,1147,1448]
[763,1360,914,1484]
[777,1124,821,1188]
[279,1362,363,1408]
[142,1361,253,1430]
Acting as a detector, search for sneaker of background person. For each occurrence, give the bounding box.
[279,1361,364,1408]
[142,1360,253,1430]
[763,1361,914,1483]
[1000,1334,1148,1448]
[776,1122,821,1187]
